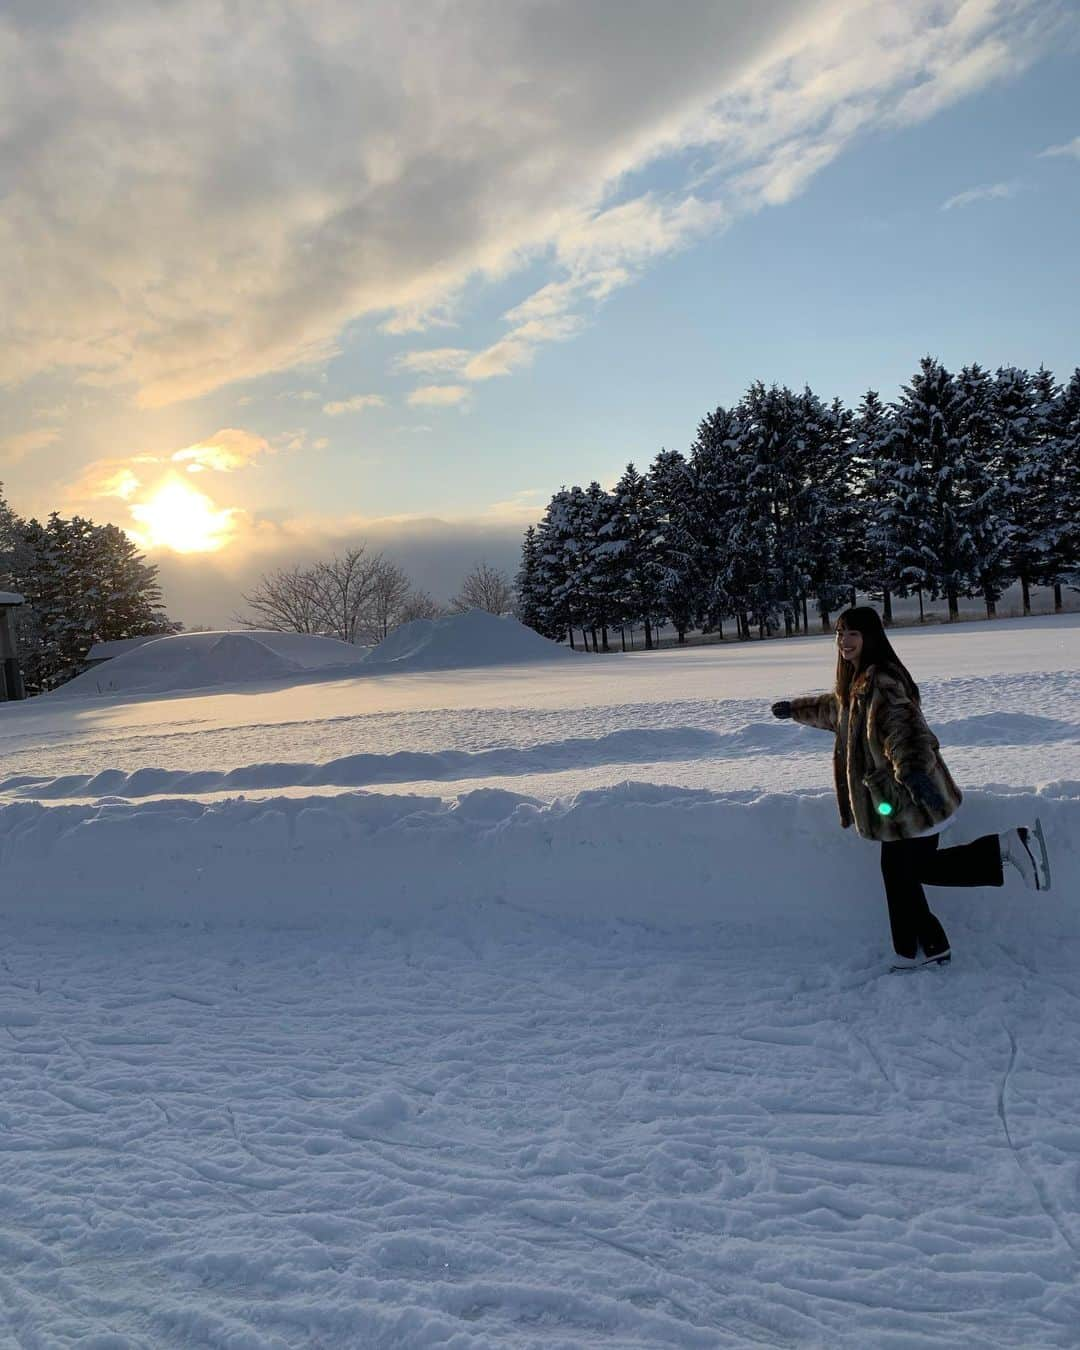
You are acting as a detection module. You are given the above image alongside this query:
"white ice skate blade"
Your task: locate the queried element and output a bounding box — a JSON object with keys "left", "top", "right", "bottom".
{"left": 1033, "top": 817, "right": 1051, "bottom": 892}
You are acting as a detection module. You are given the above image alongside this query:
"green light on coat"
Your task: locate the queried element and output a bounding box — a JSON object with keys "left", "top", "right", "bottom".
{"left": 877, "top": 802, "right": 894, "bottom": 816}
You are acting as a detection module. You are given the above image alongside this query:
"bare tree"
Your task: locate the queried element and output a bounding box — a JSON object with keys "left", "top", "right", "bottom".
{"left": 238, "top": 546, "right": 444, "bottom": 644}
{"left": 240, "top": 547, "right": 383, "bottom": 643}
{"left": 308, "top": 548, "right": 383, "bottom": 644}
{"left": 239, "top": 565, "right": 324, "bottom": 633}
{"left": 364, "top": 559, "right": 416, "bottom": 643}
{"left": 452, "top": 561, "right": 514, "bottom": 615}
{"left": 395, "top": 589, "right": 446, "bottom": 625}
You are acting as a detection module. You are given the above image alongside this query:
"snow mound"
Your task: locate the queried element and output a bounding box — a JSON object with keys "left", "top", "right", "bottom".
{"left": 53, "top": 630, "right": 364, "bottom": 699}
{"left": 366, "top": 608, "right": 573, "bottom": 671}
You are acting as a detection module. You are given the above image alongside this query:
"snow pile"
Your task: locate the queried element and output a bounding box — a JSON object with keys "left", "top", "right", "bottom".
{"left": 53, "top": 630, "right": 364, "bottom": 699}
{"left": 1, "top": 779, "right": 1076, "bottom": 931}
{"left": 366, "top": 607, "right": 574, "bottom": 671}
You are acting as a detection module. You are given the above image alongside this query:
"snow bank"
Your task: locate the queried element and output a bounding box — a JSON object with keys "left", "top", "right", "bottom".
{"left": 1, "top": 782, "right": 1076, "bottom": 939}
{"left": 53, "top": 630, "right": 365, "bottom": 699}
{"left": 365, "top": 608, "right": 574, "bottom": 671}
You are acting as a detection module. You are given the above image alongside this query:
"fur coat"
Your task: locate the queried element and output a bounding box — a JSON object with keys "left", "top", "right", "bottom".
{"left": 790, "top": 663, "right": 962, "bottom": 843}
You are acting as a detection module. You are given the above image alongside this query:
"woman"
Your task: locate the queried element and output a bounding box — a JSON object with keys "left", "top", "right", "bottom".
{"left": 771, "top": 606, "right": 1051, "bottom": 969}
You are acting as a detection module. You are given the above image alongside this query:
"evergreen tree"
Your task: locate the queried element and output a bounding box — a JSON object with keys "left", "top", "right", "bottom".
{"left": 687, "top": 404, "right": 744, "bottom": 637}
{"left": 533, "top": 490, "right": 577, "bottom": 647}
{"left": 890, "top": 358, "right": 980, "bottom": 620}
{"left": 580, "top": 481, "right": 622, "bottom": 652}
{"left": 852, "top": 390, "right": 901, "bottom": 623}
{"left": 992, "top": 366, "right": 1050, "bottom": 615}
{"left": 733, "top": 382, "right": 801, "bottom": 637}
{"left": 958, "top": 363, "right": 1012, "bottom": 618}
{"left": 795, "top": 390, "right": 855, "bottom": 632}
{"left": 648, "top": 449, "right": 698, "bottom": 643}
{"left": 1048, "top": 368, "right": 1080, "bottom": 602}
{"left": 608, "top": 463, "right": 665, "bottom": 649}
{"left": 11, "top": 512, "right": 172, "bottom": 692}
{"left": 515, "top": 526, "right": 551, "bottom": 636}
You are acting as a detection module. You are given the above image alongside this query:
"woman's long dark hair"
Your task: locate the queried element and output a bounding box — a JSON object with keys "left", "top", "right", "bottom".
{"left": 834, "top": 606, "right": 920, "bottom": 704}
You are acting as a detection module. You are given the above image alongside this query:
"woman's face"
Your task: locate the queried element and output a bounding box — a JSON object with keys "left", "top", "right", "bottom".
{"left": 837, "top": 626, "right": 863, "bottom": 666}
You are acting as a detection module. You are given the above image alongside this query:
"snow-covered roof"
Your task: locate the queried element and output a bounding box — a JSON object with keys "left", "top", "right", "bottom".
{"left": 0, "top": 591, "right": 24, "bottom": 606}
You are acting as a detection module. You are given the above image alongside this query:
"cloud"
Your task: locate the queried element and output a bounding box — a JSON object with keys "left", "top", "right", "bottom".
{"left": 482, "top": 489, "right": 548, "bottom": 522}
{"left": 0, "top": 0, "right": 1065, "bottom": 408}
{"left": 67, "top": 454, "right": 162, "bottom": 503}
{"left": 1039, "top": 135, "right": 1080, "bottom": 159}
{"left": 0, "top": 426, "right": 61, "bottom": 463}
{"left": 941, "top": 180, "right": 1020, "bottom": 210}
{"left": 393, "top": 348, "right": 472, "bottom": 375}
{"left": 322, "top": 394, "right": 386, "bottom": 415}
{"left": 171, "top": 428, "right": 271, "bottom": 472}
{"left": 407, "top": 385, "right": 471, "bottom": 407}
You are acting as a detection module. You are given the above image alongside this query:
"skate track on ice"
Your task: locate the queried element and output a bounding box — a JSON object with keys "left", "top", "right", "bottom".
{"left": 0, "top": 613, "right": 1077, "bottom": 1345}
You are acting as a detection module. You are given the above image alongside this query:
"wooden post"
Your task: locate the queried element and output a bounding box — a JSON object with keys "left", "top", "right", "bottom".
{"left": 0, "top": 603, "right": 26, "bottom": 700}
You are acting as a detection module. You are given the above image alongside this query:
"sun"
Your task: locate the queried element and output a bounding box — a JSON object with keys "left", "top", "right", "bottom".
{"left": 129, "top": 477, "right": 236, "bottom": 553}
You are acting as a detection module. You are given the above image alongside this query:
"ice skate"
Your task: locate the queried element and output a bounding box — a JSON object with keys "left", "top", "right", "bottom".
{"left": 889, "top": 948, "right": 951, "bottom": 973}
{"left": 1000, "top": 818, "right": 1051, "bottom": 892}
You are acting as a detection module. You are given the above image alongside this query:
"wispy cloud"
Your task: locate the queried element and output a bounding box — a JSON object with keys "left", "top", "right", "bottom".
{"left": 407, "top": 385, "right": 471, "bottom": 407}
{"left": 393, "top": 348, "right": 472, "bottom": 376}
{"left": 322, "top": 394, "right": 386, "bottom": 416}
{"left": 0, "top": 426, "right": 62, "bottom": 463}
{"left": 1039, "top": 134, "right": 1080, "bottom": 159}
{"left": 0, "top": 0, "right": 1068, "bottom": 409}
{"left": 941, "top": 180, "right": 1020, "bottom": 210}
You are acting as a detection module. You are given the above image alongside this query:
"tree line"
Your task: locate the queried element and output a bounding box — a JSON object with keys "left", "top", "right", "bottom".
{"left": 0, "top": 488, "right": 174, "bottom": 693}
{"left": 239, "top": 553, "right": 515, "bottom": 645}
{"left": 515, "top": 357, "right": 1080, "bottom": 652}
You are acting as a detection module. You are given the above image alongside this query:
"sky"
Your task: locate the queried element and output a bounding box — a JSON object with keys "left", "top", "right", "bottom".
{"left": 1, "top": 0, "right": 1078, "bottom": 628}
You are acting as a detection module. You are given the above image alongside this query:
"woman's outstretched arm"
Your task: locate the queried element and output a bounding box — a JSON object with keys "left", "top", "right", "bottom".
{"left": 772, "top": 693, "right": 838, "bottom": 733}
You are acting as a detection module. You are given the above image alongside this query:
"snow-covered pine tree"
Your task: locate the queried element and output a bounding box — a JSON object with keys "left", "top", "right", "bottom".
{"left": 559, "top": 485, "right": 603, "bottom": 650}
{"left": 733, "top": 382, "right": 801, "bottom": 637}
{"left": 648, "top": 449, "right": 698, "bottom": 644}
{"left": 791, "top": 389, "right": 855, "bottom": 632}
{"left": 1042, "top": 368, "right": 1080, "bottom": 607}
{"left": 515, "top": 526, "right": 552, "bottom": 637}
{"left": 990, "top": 366, "right": 1052, "bottom": 616}
{"left": 89, "top": 522, "right": 172, "bottom": 641}
{"left": 0, "top": 484, "right": 20, "bottom": 561}
{"left": 890, "top": 357, "right": 980, "bottom": 620}
{"left": 581, "top": 481, "right": 622, "bottom": 652}
{"left": 533, "top": 490, "right": 578, "bottom": 647}
{"left": 608, "top": 463, "right": 665, "bottom": 649}
{"left": 852, "top": 390, "right": 901, "bottom": 624}
{"left": 957, "top": 363, "right": 1013, "bottom": 619}
{"left": 12, "top": 512, "right": 172, "bottom": 692}
{"left": 687, "top": 404, "right": 745, "bottom": 638}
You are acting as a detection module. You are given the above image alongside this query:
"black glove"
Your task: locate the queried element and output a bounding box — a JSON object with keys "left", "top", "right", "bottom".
{"left": 770, "top": 700, "right": 793, "bottom": 720}
{"left": 902, "top": 769, "right": 945, "bottom": 814}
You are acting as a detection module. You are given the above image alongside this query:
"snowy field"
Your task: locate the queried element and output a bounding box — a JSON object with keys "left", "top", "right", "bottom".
{"left": 0, "top": 611, "right": 1078, "bottom": 1347}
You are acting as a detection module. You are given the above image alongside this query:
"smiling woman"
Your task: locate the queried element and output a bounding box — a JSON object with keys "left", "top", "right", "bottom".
{"left": 128, "top": 477, "right": 236, "bottom": 553}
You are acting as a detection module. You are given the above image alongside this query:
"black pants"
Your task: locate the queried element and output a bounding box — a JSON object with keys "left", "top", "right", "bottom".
{"left": 880, "top": 832, "right": 1004, "bottom": 959}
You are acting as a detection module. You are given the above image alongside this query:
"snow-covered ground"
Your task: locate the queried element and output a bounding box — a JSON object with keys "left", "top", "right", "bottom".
{"left": 0, "top": 612, "right": 1077, "bottom": 1346}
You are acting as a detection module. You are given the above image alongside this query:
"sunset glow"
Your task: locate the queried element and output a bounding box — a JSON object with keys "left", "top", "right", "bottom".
{"left": 128, "top": 478, "right": 235, "bottom": 553}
